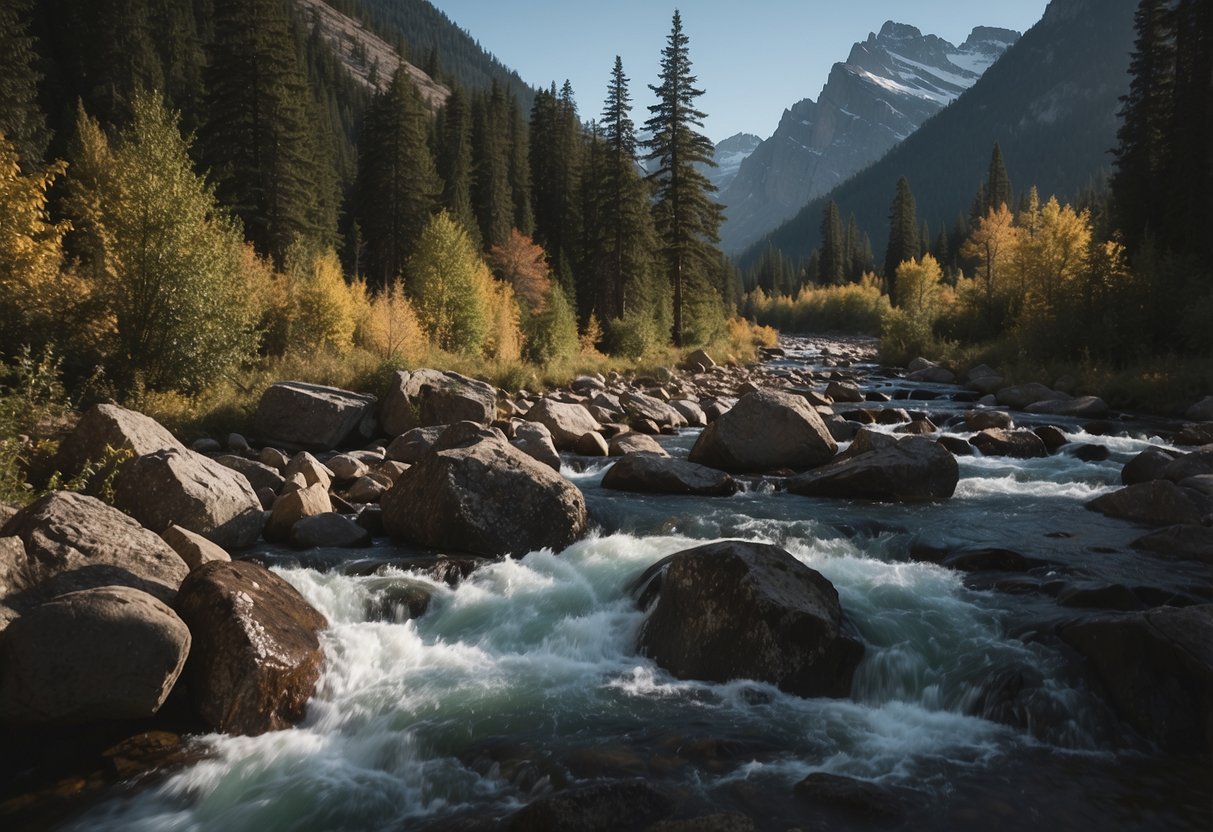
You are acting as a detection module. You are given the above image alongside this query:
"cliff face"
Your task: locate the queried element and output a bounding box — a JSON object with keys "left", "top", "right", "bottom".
{"left": 720, "top": 22, "right": 1018, "bottom": 253}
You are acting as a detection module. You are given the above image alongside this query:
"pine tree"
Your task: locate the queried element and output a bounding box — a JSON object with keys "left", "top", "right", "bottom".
{"left": 507, "top": 99, "right": 534, "bottom": 236}
{"left": 436, "top": 88, "right": 479, "bottom": 243}
{"left": 884, "top": 176, "right": 919, "bottom": 299}
{"left": 202, "top": 0, "right": 328, "bottom": 266}
{"left": 470, "top": 82, "right": 513, "bottom": 249}
{"left": 1165, "top": 0, "right": 1212, "bottom": 261}
{"left": 356, "top": 67, "right": 440, "bottom": 288}
{"left": 985, "top": 142, "right": 1013, "bottom": 213}
{"left": 529, "top": 82, "right": 583, "bottom": 297}
{"left": 643, "top": 10, "right": 723, "bottom": 346}
{"left": 0, "top": 0, "right": 50, "bottom": 166}
{"left": 818, "top": 201, "right": 845, "bottom": 285}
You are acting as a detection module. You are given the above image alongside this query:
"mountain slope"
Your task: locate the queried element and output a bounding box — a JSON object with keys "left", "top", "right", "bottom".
{"left": 739, "top": 0, "right": 1136, "bottom": 269}
{"left": 704, "top": 132, "right": 762, "bottom": 192}
{"left": 721, "top": 21, "right": 1018, "bottom": 253}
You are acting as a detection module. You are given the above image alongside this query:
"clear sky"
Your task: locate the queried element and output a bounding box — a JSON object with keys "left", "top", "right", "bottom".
{"left": 427, "top": 1, "right": 1051, "bottom": 144}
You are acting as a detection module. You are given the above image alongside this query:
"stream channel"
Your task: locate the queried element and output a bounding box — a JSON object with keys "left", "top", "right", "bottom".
{"left": 71, "top": 336, "right": 1212, "bottom": 831}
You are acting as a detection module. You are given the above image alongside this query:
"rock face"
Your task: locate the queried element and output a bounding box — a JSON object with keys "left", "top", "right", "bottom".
{"left": 381, "top": 437, "right": 587, "bottom": 557}
{"left": 524, "top": 399, "right": 603, "bottom": 451}
{"left": 381, "top": 369, "right": 497, "bottom": 437}
{"left": 55, "top": 403, "right": 186, "bottom": 479}
{"left": 174, "top": 560, "right": 328, "bottom": 736}
{"left": 1057, "top": 605, "right": 1213, "bottom": 751}
{"left": 1, "top": 492, "right": 188, "bottom": 610}
{"left": 255, "top": 381, "right": 377, "bottom": 450}
{"left": 602, "top": 453, "right": 739, "bottom": 496}
{"left": 633, "top": 541, "right": 864, "bottom": 698}
{"left": 689, "top": 390, "right": 837, "bottom": 473}
{"left": 1087, "top": 481, "right": 1211, "bottom": 527}
{"left": 787, "top": 433, "right": 959, "bottom": 502}
{"left": 113, "top": 448, "right": 265, "bottom": 549}
{"left": 0, "top": 586, "right": 190, "bottom": 724}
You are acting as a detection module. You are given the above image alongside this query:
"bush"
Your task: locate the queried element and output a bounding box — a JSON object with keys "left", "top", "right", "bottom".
{"left": 745, "top": 277, "right": 888, "bottom": 334}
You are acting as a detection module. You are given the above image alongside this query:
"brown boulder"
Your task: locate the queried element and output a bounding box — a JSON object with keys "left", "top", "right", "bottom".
{"left": 175, "top": 560, "right": 327, "bottom": 735}
{"left": 602, "top": 453, "right": 739, "bottom": 496}
{"left": 0, "top": 586, "right": 190, "bottom": 724}
{"left": 254, "top": 381, "right": 377, "bottom": 451}
{"left": 267, "top": 482, "right": 333, "bottom": 541}
{"left": 161, "top": 524, "right": 231, "bottom": 571}
{"left": 969, "top": 428, "right": 1048, "bottom": 458}
{"left": 787, "top": 433, "right": 959, "bottom": 502}
{"left": 525, "top": 399, "right": 603, "bottom": 451}
{"left": 381, "top": 369, "right": 497, "bottom": 436}
{"left": 963, "top": 409, "right": 1013, "bottom": 431}
{"left": 609, "top": 432, "right": 668, "bottom": 457}
{"left": 633, "top": 540, "right": 863, "bottom": 698}
{"left": 54, "top": 403, "right": 185, "bottom": 481}
{"left": 1087, "top": 480, "right": 1211, "bottom": 527}
{"left": 1122, "top": 447, "right": 1178, "bottom": 485}
{"left": 688, "top": 390, "right": 836, "bottom": 473}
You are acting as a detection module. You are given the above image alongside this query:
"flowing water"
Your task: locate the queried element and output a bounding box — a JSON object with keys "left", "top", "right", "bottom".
{"left": 71, "top": 337, "right": 1212, "bottom": 831}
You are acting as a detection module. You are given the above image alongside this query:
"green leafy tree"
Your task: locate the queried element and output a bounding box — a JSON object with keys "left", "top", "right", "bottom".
{"left": 65, "top": 91, "right": 258, "bottom": 394}
{"left": 357, "top": 67, "right": 440, "bottom": 288}
{"left": 644, "top": 10, "right": 724, "bottom": 346}
{"left": 407, "top": 211, "right": 490, "bottom": 354}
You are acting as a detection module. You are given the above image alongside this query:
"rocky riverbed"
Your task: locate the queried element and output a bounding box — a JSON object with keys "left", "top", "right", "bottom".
{"left": 1, "top": 334, "right": 1211, "bottom": 831}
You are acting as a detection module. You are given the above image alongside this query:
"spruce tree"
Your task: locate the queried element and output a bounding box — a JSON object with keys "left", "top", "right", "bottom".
{"left": 507, "top": 99, "right": 534, "bottom": 236}
{"left": 1165, "top": 0, "right": 1212, "bottom": 261}
{"left": 884, "top": 176, "right": 919, "bottom": 298}
{"left": 470, "top": 82, "right": 513, "bottom": 249}
{"left": 643, "top": 10, "right": 723, "bottom": 346}
{"left": 529, "top": 82, "right": 583, "bottom": 297}
{"left": 436, "top": 88, "right": 479, "bottom": 243}
{"left": 985, "top": 142, "right": 1013, "bottom": 213}
{"left": 202, "top": 0, "right": 327, "bottom": 266}
{"left": 818, "top": 201, "right": 845, "bottom": 285}
{"left": 0, "top": 0, "right": 50, "bottom": 166}
{"left": 357, "top": 67, "right": 440, "bottom": 288}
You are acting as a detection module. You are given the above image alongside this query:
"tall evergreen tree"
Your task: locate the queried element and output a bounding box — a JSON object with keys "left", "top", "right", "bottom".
{"left": 1111, "top": 0, "right": 1175, "bottom": 247}
{"left": 356, "top": 67, "right": 440, "bottom": 288}
{"left": 529, "top": 82, "right": 583, "bottom": 297}
{"left": 436, "top": 88, "right": 479, "bottom": 243}
{"left": 202, "top": 0, "right": 330, "bottom": 266}
{"left": 1165, "top": 0, "right": 1212, "bottom": 261}
{"left": 470, "top": 82, "right": 513, "bottom": 249}
{"left": 985, "top": 142, "right": 1013, "bottom": 213}
{"left": 507, "top": 98, "right": 534, "bottom": 236}
{"left": 818, "top": 201, "right": 845, "bottom": 285}
{"left": 0, "top": 0, "right": 50, "bottom": 166}
{"left": 884, "top": 176, "right": 919, "bottom": 298}
{"left": 643, "top": 10, "right": 723, "bottom": 346}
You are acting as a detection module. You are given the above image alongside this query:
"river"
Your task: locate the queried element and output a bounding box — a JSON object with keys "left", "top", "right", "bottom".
{"left": 70, "top": 336, "right": 1212, "bottom": 831}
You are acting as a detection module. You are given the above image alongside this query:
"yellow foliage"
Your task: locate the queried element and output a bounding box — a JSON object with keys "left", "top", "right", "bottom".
{"left": 286, "top": 247, "right": 364, "bottom": 354}
{"left": 360, "top": 279, "right": 427, "bottom": 361}
{"left": 482, "top": 277, "right": 524, "bottom": 362}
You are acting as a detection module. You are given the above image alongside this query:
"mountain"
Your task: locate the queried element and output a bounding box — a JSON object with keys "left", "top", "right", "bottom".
{"left": 703, "top": 132, "right": 762, "bottom": 192}
{"left": 739, "top": 0, "right": 1137, "bottom": 270}
{"left": 720, "top": 21, "right": 1018, "bottom": 253}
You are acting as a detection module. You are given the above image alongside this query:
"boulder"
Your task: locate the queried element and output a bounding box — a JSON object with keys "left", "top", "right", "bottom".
{"left": 1176, "top": 423, "right": 1213, "bottom": 446}
{"left": 0, "top": 586, "right": 190, "bottom": 724}
{"left": 684, "top": 348, "right": 717, "bottom": 373}
{"left": 668, "top": 399, "right": 706, "bottom": 428}
{"left": 633, "top": 540, "right": 864, "bottom": 698}
{"left": 995, "top": 383, "right": 1067, "bottom": 410}
{"left": 1122, "top": 447, "right": 1178, "bottom": 485}
{"left": 1185, "top": 396, "right": 1213, "bottom": 423}
{"left": 570, "top": 375, "right": 607, "bottom": 394}
{"left": 113, "top": 448, "right": 265, "bottom": 549}
{"left": 1072, "top": 443, "right": 1111, "bottom": 462}
{"left": 621, "top": 391, "right": 681, "bottom": 427}
{"left": 267, "top": 482, "right": 333, "bottom": 541}
{"left": 326, "top": 454, "right": 369, "bottom": 482}
{"left": 0, "top": 536, "right": 25, "bottom": 629}
{"left": 688, "top": 390, "right": 837, "bottom": 474}
{"left": 825, "top": 381, "right": 863, "bottom": 403}
{"left": 1161, "top": 449, "right": 1213, "bottom": 483}
{"left": 609, "top": 432, "right": 668, "bottom": 457}
{"left": 386, "top": 426, "right": 445, "bottom": 464}
{"left": 936, "top": 435, "right": 973, "bottom": 456}
{"left": 1034, "top": 425, "right": 1069, "bottom": 453}
{"left": 793, "top": 772, "right": 905, "bottom": 820}
{"left": 55, "top": 403, "right": 185, "bottom": 480}
{"left": 381, "top": 437, "right": 588, "bottom": 558}
{"left": 346, "top": 475, "right": 388, "bottom": 504}
{"left": 1057, "top": 605, "right": 1213, "bottom": 751}
{"left": 963, "top": 409, "right": 1013, "bottom": 431}
{"left": 964, "top": 365, "right": 1004, "bottom": 394}
{"left": 161, "top": 524, "right": 231, "bottom": 571}
{"left": 381, "top": 369, "right": 497, "bottom": 436}
{"left": 215, "top": 455, "right": 285, "bottom": 494}
{"left": 1132, "top": 525, "right": 1213, "bottom": 563}
{"left": 573, "top": 430, "right": 610, "bottom": 458}
{"left": 602, "top": 453, "right": 739, "bottom": 496}
{"left": 289, "top": 513, "right": 372, "bottom": 549}
{"left": 1, "top": 492, "right": 188, "bottom": 610}
{"left": 1024, "top": 395, "right": 1109, "bottom": 418}
{"left": 283, "top": 451, "right": 333, "bottom": 490}
{"left": 907, "top": 364, "right": 955, "bottom": 384}
{"left": 969, "top": 428, "right": 1048, "bottom": 459}
{"left": 787, "top": 433, "right": 959, "bottom": 502}
{"left": 1087, "top": 480, "right": 1211, "bottom": 527}
{"left": 259, "top": 447, "right": 290, "bottom": 471}
{"left": 895, "top": 418, "right": 936, "bottom": 435}
{"left": 254, "top": 381, "right": 376, "bottom": 450}
{"left": 525, "top": 399, "right": 603, "bottom": 451}
{"left": 175, "top": 560, "right": 327, "bottom": 735}
{"left": 511, "top": 421, "right": 563, "bottom": 470}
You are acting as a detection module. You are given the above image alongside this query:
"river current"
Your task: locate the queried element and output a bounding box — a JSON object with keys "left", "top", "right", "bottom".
{"left": 71, "top": 337, "right": 1212, "bottom": 831}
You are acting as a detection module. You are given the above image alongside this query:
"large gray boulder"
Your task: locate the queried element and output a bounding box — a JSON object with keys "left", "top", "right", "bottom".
{"left": 787, "top": 432, "right": 959, "bottom": 502}
{"left": 621, "top": 391, "right": 682, "bottom": 427}
{"left": 215, "top": 455, "right": 285, "bottom": 494}
{"left": 255, "top": 381, "right": 377, "bottom": 451}
{"left": 1185, "top": 396, "right": 1213, "bottom": 423}
{"left": 381, "top": 369, "right": 497, "bottom": 436}
{"left": 1057, "top": 605, "right": 1213, "bottom": 751}
{"left": 633, "top": 541, "right": 863, "bottom": 698}
{"left": 995, "top": 383, "right": 1067, "bottom": 410}
{"left": 1023, "top": 395, "right": 1109, "bottom": 418}
{"left": 1132, "top": 525, "right": 1213, "bottom": 562}
{"left": 0, "top": 586, "right": 190, "bottom": 724}
{"left": 688, "top": 390, "right": 836, "bottom": 473}
{"left": 609, "top": 432, "right": 668, "bottom": 457}
{"left": 1087, "top": 481, "right": 1212, "bottom": 527}
{"left": 602, "top": 453, "right": 739, "bottom": 496}
{"left": 669, "top": 399, "right": 708, "bottom": 427}
{"left": 511, "top": 421, "right": 562, "bottom": 470}
{"left": 113, "top": 448, "right": 265, "bottom": 549}
{"left": 55, "top": 403, "right": 185, "bottom": 481}
{"left": 1122, "top": 448, "right": 1178, "bottom": 485}
{"left": 175, "top": 560, "right": 327, "bottom": 736}
{"left": 0, "top": 492, "right": 188, "bottom": 611}
{"left": 381, "top": 436, "right": 587, "bottom": 558}
{"left": 524, "top": 399, "right": 603, "bottom": 451}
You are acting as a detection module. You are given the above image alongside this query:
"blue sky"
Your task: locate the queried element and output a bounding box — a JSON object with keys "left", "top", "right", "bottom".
{"left": 427, "top": 1, "right": 1051, "bottom": 143}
